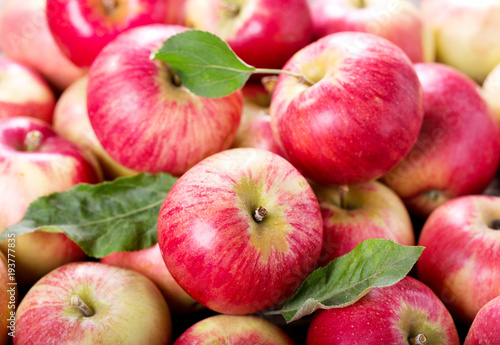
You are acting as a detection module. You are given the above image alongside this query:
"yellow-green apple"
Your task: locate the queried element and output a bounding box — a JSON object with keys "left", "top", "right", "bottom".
{"left": 46, "top": 0, "right": 170, "bottom": 67}
{"left": 416, "top": 195, "right": 500, "bottom": 324}
{"left": 101, "top": 243, "right": 204, "bottom": 314}
{"left": 88, "top": 24, "right": 243, "bottom": 175}
{"left": 422, "top": 0, "right": 500, "bottom": 84}
{"left": 0, "top": 252, "right": 13, "bottom": 345}
{"left": 158, "top": 148, "right": 323, "bottom": 315}
{"left": 0, "top": 0, "right": 85, "bottom": 90}
{"left": 184, "top": 0, "right": 313, "bottom": 69}
{"left": 464, "top": 295, "right": 500, "bottom": 345}
{"left": 310, "top": 0, "right": 434, "bottom": 63}
{"left": 270, "top": 32, "right": 424, "bottom": 186}
{"left": 0, "top": 58, "right": 55, "bottom": 123}
{"left": 482, "top": 62, "right": 500, "bottom": 123}
{"left": 0, "top": 117, "right": 102, "bottom": 285}
{"left": 174, "top": 315, "right": 294, "bottom": 345}
{"left": 231, "top": 83, "right": 285, "bottom": 157}
{"left": 14, "top": 262, "right": 172, "bottom": 344}
{"left": 383, "top": 63, "right": 500, "bottom": 217}
{"left": 53, "top": 75, "right": 136, "bottom": 180}
{"left": 306, "top": 276, "right": 460, "bottom": 345}
{"left": 313, "top": 180, "right": 414, "bottom": 266}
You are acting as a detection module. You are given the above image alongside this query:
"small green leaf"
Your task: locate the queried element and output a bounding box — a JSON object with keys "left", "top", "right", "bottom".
{"left": 275, "top": 239, "right": 424, "bottom": 323}
{"left": 0, "top": 173, "right": 177, "bottom": 258}
{"left": 152, "top": 30, "right": 255, "bottom": 98}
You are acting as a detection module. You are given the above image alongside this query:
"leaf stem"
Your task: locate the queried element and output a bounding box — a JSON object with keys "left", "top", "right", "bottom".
{"left": 254, "top": 68, "right": 314, "bottom": 86}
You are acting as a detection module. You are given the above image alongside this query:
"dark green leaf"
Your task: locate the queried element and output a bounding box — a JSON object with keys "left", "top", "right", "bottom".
{"left": 152, "top": 30, "right": 255, "bottom": 98}
{"left": 0, "top": 173, "right": 177, "bottom": 258}
{"left": 275, "top": 239, "right": 424, "bottom": 323}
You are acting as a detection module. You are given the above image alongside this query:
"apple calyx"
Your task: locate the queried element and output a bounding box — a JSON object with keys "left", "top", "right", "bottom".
{"left": 102, "top": 0, "right": 119, "bottom": 16}
{"left": 70, "top": 295, "right": 95, "bottom": 317}
{"left": 253, "top": 206, "right": 268, "bottom": 223}
{"left": 350, "top": 0, "right": 366, "bottom": 9}
{"left": 409, "top": 334, "right": 428, "bottom": 345}
{"left": 24, "top": 130, "right": 43, "bottom": 152}
{"left": 490, "top": 219, "right": 500, "bottom": 230}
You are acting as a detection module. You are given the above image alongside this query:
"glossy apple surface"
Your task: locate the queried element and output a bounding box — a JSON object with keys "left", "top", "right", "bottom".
{"left": 158, "top": 148, "right": 323, "bottom": 314}
{"left": 307, "top": 276, "right": 460, "bottom": 345}
{"left": 14, "top": 262, "right": 172, "bottom": 345}
{"left": 174, "top": 315, "right": 294, "bottom": 345}
{"left": 185, "top": 0, "right": 313, "bottom": 69}
{"left": 383, "top": 63, "right": 500, "bottom": 216}
{"left": 47, "top": 0, "right": 169, "bottom": 67}
{"left": 0, "top": 58, "right": 55, "bottom": 123}
{"left": 464, "top": 295, "right": 500, "bottom": 345}
{"left": 416, "top": 195, "right": 500, "bottom": 324}
{"left": 0, "top": 117, "right": 102, "bottom": 285}
{"left": 101, "top": 243, "right": 204, "bottom": 314}
{"left": 0, "top": 0, "right": 85, "bottom": 90}
{"left": 311, "top": 0, "right": 434, "bottom": 63}
{"left": 53, "top": 75, "right": 136, "bottom": 180}
{"left": 422, "top": 0, "right": 500, "bottom": 83}
{"left": 313, "top": 180, "right": 414, "bottom": 266}
{"left": 88, "top": 24, "right": 243, "bottom": 175}
{"left": 270, "top": 32, "right": 423, "bottom": 185}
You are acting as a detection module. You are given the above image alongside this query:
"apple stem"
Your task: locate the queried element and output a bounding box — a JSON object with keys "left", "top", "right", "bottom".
{"left": 339, "top": 185, "right": 349, "bottom": 209}
{"left": 409, "top": 334, "right": 427, "bottom": 345}
{"left": 102, "top": 0, "right": 118, "bottom": 15}
{"left": 253, "top": 206, "right": 268, "bottom": 223}
{"left": 261, "top": 76, "right": 278, "bottom": 95}
{"left": 220, "top": 1, "right": 240, "bottom": 16}
{"left": 24, "top": 130, "right": 43, "bottom": 152}
{"left": 166, "top": 65, "right": 182, "bottom": 87}
{"left": 70, "top": 295, "right": 95, "bottom": 317}
{"left": 254, "top": 68, "right": 314, "bottom": 86}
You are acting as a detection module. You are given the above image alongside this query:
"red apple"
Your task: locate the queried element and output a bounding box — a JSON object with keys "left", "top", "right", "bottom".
{"left": 174, "top": 315, "right": 294, "bottom": 345}
{"left": 88, "top": 24, "right": 243, "bottom": 175}
{"left": 464, "top": 295, "right": 500, "bottom": 345}
{"left": 158, "top": 148, "right": 323, "bottom": 315}
{"left": 165, "top": 0, "right": 187, "bottom": 25}
{"left": 313, "top": 180, "right": 414, "bottom": 266}
{"left": 0, "top": 57, "right": 55, "bottom": 123}
{"left": 184, "top": 0, "right": 313, "bottom": 69}
{"left": 53, "top": 75, "right": 137, "bottom": 180}
{"left": 383, "top": 63, "right": 500, "bottom": 217}
{"left": 422, "top": 0, "right": 500, "bottom": 83}
{"left": 14, "top": 262, "right": 172, "bottom": 344}
{"left": 0, "top": 116, "right": 102, "bottom": 285}
{"left": 306, "top": 276, "right": 460, "bottom": 345}
{"left": 311, "top": 0, "right": 434, "bottom": 63}
{"left": 46, "top": 0, "right": 170, "bottom": 67}
{"left": 0, "top": 0, "right": 85, "bottom": 90}
{"left": 231, "top": 84, "right": 285, "bottom": 157}
{"left": 270, "top": 32, "right": 424, "bottom": 185}
{"left": 0, "top": 251, "right": 13, "bottom": 345}
{"left": 416, "top": 195, "right": 500, "bottom": 324}
{"left": 101, "top": 243, "right": 204, "bottom": 314}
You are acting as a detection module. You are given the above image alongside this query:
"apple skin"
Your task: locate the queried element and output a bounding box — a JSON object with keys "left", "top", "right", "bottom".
{"left": 422, "top": 0, "right": 500, "bottom": 84}
{"left": 88, "top": 24, "right": 243, "bottom": 176}
{"left": 313, "top": 180, "right": 414, "bottom": 266}
{"left": 0, "top": 58, "right": 56, "bottom": 123}
{"left": 0, "top": 0, "right": 85, "bottom": 90}
{"left": 0, "top": 117, "right": 102, "bottom": 286}
{"left": 46, "top": 0, "right": 169, "bottom": 67}
{"left": 184, "top": 0, "right": 313, "bottom": 69}
{"left": 174, "top": 315, "right": 294, "bottom": 345}
{"left": 306, "top": 276, "right": 460, "bottom": 345}
{"left": 101, "top": 243, "right": 204, "bottom": 314}
{"left": 464, "top": 295, "right": 500, "bottom": 345}
{"left": 53, "top": 75, "right": 137, "bottom": 180}
{"left": 383, "top": 63, "right": 500, "bottom": 217}
{"left": 482, "top": 62, "right": 500, "bottom": 123}
{"left": 0, "top": 252, "right": 13, "bottom": 345}
{"left": 416, "top": 195, "right": 500, "bottom": 324}
{"left": 310, "top": 0, "right": 434, "bottom": 63}
{"left": 165, "top": 0, "right": 187, "bottom": 25}
{"left": 14, "top": 262, "right": 172, "bottom": 345}
{"left": 158, "top": 148, "right": 323, "bottom": 315}
{"left": 270, "top": 32, "right": 424, "bottom": 186}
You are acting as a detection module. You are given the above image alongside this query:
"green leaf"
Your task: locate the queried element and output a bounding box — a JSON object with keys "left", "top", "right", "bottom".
{"left": 0, "top": 173, "right": 177, "bottom": 258}
{"left": 275, "top": 239, "right": 424, "bottom": 323}
{"left": 152, "top": 30, "right": 255, "bottom": 98}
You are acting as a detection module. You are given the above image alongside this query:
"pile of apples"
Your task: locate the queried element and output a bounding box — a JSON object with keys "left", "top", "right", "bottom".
{"left": 0, "top": 0, "right": 500, "bottom": 344}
